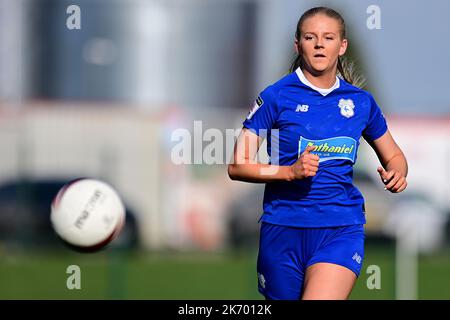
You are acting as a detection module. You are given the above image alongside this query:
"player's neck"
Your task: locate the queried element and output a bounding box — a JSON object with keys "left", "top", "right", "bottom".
{"left": 302, "top": 67, "right": 337, "bottom": 89}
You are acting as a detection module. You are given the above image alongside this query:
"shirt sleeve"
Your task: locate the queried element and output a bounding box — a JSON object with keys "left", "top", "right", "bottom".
{"left": 362, "top": 94, "right": 388, "bottom": 141}
{"left": 242, "top": 86, "right": 278, "bottom": 138}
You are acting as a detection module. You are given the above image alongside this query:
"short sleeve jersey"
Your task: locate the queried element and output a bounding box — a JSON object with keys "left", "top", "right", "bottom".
{"left": 243, "top": 68, "right": 387, "bottom": 227}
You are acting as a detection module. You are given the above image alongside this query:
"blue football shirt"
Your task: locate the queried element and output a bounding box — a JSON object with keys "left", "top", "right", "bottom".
{"left": 242, "top": 67, "right": 388, "bottom": 227}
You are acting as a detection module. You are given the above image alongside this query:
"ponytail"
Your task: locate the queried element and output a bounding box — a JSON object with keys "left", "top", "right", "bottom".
{"left": 337, "top": 56, "right": 367, "bottom": 89}
{"left": 289, "top": 55, "right": 303, "bottom": 74}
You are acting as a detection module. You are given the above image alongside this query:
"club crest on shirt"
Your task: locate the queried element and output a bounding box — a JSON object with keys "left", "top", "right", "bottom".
{"left": 338, "top": 99, "right": 355, "bottom": 118}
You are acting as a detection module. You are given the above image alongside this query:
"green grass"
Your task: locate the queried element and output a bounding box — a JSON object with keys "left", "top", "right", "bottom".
{"left": 0, "top": 245, "right": 449, "bottom": 299}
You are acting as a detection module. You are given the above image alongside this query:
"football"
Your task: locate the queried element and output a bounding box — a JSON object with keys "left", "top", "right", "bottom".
{"left": 50, "top": 178, "right": 126, "bottom": 252}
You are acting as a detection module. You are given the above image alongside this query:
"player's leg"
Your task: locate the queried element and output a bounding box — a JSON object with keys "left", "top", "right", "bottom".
{"left": 301, "top": 224, "right": 365, "bottom": 300}
{"left": 257, "top": 222, "right": 305, "bottom": 300}
{"left": 301, "top": 262, "right": 357, "bottom": 300}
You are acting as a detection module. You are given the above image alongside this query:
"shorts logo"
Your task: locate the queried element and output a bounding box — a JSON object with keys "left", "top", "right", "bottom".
{"left": 299, "top": 136, "right": 357, "bottom": 163}
{"left": 246, "top": 96, "right": 264, "bottom": 120}
{"left": 258, "top": 272, "right": 266, "bottom": 289}
{"left": 338, "top": 98, "right": 355, "bottom": 118}
{"left": 352, "top": 252, "right": 362, "bottom": 264}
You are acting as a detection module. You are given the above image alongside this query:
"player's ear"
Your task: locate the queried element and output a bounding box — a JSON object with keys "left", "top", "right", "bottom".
{"left": 294, "top": 39, "right": 301, "bottom": 55}
{"left": 339, "top": 38, "right": 348, "bottom": 56}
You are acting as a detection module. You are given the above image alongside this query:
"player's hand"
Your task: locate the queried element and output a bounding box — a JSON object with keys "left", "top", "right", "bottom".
{"left": 377, "top": 166, "right": 407, "bottom": 193}
{"left": 290, "top": 146, "right": 320, "bottom": 179}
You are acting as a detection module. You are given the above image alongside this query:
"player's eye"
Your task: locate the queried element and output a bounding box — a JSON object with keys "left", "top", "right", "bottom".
{"left": 326, "top": 37, "right": 334, "bottom": 40}
{"left": 304, "top": 35, "right": 313, "bottom": 40}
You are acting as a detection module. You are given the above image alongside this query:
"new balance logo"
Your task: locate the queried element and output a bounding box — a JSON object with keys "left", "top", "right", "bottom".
{"left": 352, "top": 252, "right": 362, "bottom": 264}
{"left": 258, "top": 273, "right": 266, "bottom": 289}
{"left": 296, "top": 104, "right": 309, "bottom": 112}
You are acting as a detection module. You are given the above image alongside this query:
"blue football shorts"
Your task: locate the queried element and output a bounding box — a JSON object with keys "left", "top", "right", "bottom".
{"left": 257, "top": 222, "right": 365, "bottom": 300}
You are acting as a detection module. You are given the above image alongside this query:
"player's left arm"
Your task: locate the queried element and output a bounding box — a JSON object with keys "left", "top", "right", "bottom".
{"left": 367, "top": 129, "right": 408, "bottom": 193}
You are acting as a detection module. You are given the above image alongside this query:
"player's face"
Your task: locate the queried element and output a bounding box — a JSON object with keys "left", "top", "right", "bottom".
{"left": 295, "top": 14, "right": 347, "bottom": 74}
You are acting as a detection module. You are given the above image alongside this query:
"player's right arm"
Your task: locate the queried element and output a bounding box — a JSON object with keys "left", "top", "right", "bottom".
{"left": 227, "top": 128, "right": 319, "bottom": 183}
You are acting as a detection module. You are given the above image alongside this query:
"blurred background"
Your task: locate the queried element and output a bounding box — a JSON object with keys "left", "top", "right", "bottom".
{"left": 0, "top": 0, "right": 449, "bottom": 299}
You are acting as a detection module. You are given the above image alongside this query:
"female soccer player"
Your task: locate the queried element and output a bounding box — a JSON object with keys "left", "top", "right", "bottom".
{"left": 228, "top": 7, "right": 408, "bottom": 300}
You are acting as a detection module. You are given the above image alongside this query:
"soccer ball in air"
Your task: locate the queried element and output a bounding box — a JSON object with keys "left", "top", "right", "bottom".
{"left": 51, "top": 178, "right": 126, "bottom": 252}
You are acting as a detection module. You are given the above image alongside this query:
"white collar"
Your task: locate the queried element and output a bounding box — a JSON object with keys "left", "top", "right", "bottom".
{"left": 295, "top": 67, "right": 340, "bottom": 96}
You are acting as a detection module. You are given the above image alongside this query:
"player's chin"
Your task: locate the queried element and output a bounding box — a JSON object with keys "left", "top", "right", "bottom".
{"left": 309, "top": 61, "right": 330, "bottom": 73}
